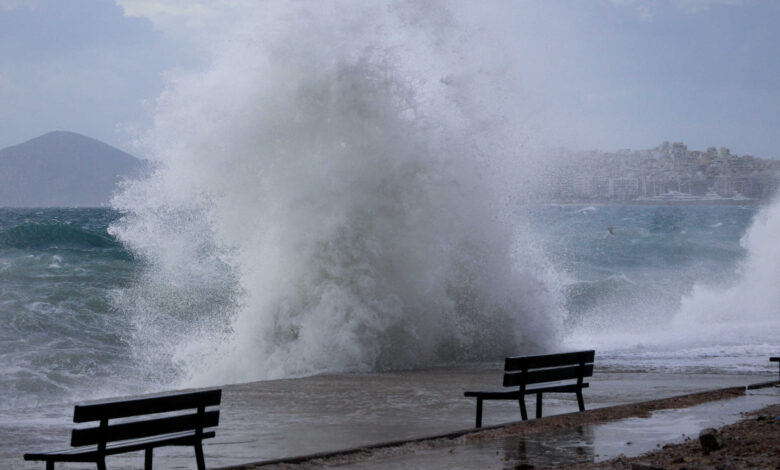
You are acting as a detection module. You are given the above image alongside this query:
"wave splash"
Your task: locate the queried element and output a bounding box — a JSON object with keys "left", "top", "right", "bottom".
{"left": 110, "top": 2, "right": 563, "bottom": 387}
{"left": 673, "top": 199, "right": 780, "bottom": 340}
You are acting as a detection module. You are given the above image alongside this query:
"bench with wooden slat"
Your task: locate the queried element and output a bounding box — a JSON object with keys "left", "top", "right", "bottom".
{"left": 24, "top": 388, "right": 221, "bottom": 470}
{"left": 464, "top": 350, "right": 594, "bottom": 428}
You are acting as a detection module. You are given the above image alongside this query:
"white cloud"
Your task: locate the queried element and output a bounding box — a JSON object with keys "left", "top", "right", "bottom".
{"left": 117, "top": 0, "right": 214, "bottom": 22}
{"left": 0, "top": 0, "right": 38, "bottom": 11}
{"left": 116, "top": 0, "right": 250, "bottom": 33}
{"left": 609, "top": 0, "right": 743, "bottom": 20}
{"left": 675, "top": 0, "right": 743, "bottom": 13}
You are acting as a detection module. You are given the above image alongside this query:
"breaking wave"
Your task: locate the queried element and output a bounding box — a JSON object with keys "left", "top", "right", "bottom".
{"left": 0, "top": 223, "right": 119, "bottom": 249}
{"left": 110, "top": 1, "right": 564, "bottom": 387}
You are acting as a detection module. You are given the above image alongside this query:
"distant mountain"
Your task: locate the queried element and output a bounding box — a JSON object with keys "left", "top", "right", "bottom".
{"left": 0, "top": 131, "right": 144, "bottom": 207}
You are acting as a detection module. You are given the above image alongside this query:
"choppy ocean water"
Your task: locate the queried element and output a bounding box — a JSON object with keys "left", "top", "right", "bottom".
{"left": 0, "top": 208, "right": 139, "bottom": 411}
{"left": 1, "top": 204, "right": 776, "bottom": 416}
{"left": 530, "top": 204, "right": 778, "bottom": 374}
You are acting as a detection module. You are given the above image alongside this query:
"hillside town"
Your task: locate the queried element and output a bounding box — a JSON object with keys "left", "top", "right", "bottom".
{"left": 542, "top": 142, "right": 780, "bottom": 203}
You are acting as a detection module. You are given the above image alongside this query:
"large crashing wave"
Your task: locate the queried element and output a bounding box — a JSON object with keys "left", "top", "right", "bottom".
{"left": 110, "top": 1, "right": 563, "bottom": 387}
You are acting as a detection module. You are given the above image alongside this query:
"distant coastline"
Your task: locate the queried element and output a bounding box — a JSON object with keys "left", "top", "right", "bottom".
{"left": 541, "top": 197, "right": 763, "bottom": 206}
{"left": 631, "top": 197, "right": 762, "bottom": 206}
{"left": 540, "top": 142, "right": 780, "bottom": 203}
{"left": 594, "top": 199, "right": 758, "bottom": 206}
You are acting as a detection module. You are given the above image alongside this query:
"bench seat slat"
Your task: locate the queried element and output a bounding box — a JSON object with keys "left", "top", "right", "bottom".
{"left": 73, "top": 389, "right": 221, "bottom": 422}
{"left": 505, "top": 350, "right": 594, "bottom": 370}
{"left": 503, "top": 364, "right": 594, "bottom": 387}
{"left": 71, "top": 410, "right": 219, "bottom": 446}
{"left": 464, "top": 382, "right": 589, "bottom": 399}
{"left": 25, "top": 431, "right": 216, "bottom": 463}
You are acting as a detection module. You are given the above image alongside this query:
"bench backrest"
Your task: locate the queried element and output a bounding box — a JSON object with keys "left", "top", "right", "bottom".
{"left": 70, "top": 389, "right": 221, "bottom": 447}
{"left": 502, "top": 350, "right": 594, "bottom": 388}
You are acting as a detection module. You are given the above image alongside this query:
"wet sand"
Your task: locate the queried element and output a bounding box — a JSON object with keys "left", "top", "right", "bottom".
{"left": 6, "top": 366, "right": 776, "bottom": 469}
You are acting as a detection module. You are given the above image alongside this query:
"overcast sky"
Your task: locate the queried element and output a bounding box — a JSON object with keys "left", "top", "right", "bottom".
{"left": 1, "top": 0, "right": 778, "bottom": 158}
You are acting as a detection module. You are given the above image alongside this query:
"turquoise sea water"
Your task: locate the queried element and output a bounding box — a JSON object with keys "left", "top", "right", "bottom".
{"left": 0, "top": 209, "right": 139, "bottom": 410}
{"left": 0, "top": 204, "right": 773, "bottom": 414}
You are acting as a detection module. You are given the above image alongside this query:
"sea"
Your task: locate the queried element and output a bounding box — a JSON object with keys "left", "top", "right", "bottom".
{"left": 1, "top": 203, "right": 777, "bottom": 416}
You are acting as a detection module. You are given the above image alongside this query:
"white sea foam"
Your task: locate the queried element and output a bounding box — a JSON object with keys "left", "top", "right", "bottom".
{"left": 110, "top": 1, "right": 564, "bottom": 388}
{"left": 575, "top": 206, "right": 598, "bottom": 214}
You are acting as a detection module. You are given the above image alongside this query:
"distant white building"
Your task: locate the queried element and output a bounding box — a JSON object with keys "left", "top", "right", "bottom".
{"left": 610, "top": 178, "right": 640, "bottom": 200}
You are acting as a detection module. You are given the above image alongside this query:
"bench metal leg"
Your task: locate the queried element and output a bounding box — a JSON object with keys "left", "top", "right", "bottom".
{"left": 475, "top": 398, "right": 483, "bottom": 428}
{"left": 536, "top": 392, "right": 543, "bottom": 419}
{"left": 195, "top": 442, "right": 206, "bottom": 470}
{"left": 96, "top": 458, "right": 107, "bottom": 470}
{"left": 46, "top": 461, "right": 53, "bottom": 470}
{"left": 576, "top": 390, "right": 585, "bottom": 411}
{"left": 518, "top": 397, "right": 528, "bottom": 421}
{"left": 145, "top": 448, "right": 153, "bottom": 470}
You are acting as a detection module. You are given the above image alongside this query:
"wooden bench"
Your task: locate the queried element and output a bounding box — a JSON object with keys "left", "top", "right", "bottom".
{"left": 772, "top": 357, "right": 779, "bottom": 379}
{"left": 464, "top": 350, "right": 594, "bottom": 428}
{"left": 24, "top": 388, "right": 221, "bottom": 470}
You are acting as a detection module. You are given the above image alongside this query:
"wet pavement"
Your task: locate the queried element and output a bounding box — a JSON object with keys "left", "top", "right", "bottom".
{"left": 5, "top": 365, "right": 777, "bottom": 469}
{"left": 251, "top": 386, "right": 780, "bottom": 469}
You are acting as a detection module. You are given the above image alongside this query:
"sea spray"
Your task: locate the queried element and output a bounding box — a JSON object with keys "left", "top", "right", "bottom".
{"left": 673, "top": 198, "right": 780, "bottom": 339}
{"left": 110, "top": 1, "right": 564, "bottom": 387}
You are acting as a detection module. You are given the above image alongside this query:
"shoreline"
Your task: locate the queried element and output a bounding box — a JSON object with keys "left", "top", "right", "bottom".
{"left": 541, "top": 199, "right": 763, "bottom": 206}
{"left": 216, "top": 381, "right": 778, "bottom": 469}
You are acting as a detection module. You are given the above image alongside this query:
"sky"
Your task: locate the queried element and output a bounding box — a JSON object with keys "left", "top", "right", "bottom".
{"left": 0, "top": 0, "right": 778, "bottom": 159}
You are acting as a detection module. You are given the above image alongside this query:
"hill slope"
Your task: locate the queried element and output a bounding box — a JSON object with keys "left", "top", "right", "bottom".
{"left": 0, "top": 131, "right": 143, "bottom": 207}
